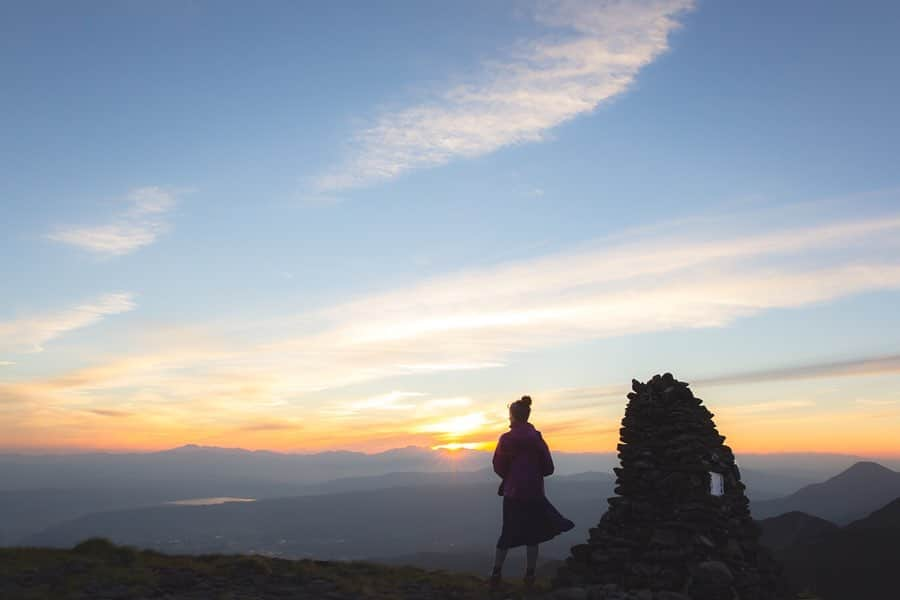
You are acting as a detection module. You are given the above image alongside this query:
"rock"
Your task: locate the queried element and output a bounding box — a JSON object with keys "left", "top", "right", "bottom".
{"left": 553, "top": 374, "right": 792, "bottom": 599}
{"left": 694, "top": 561, "right": 733, "bottom": 586}
{"left": 656, "top": 592, "right": 692, "bottom": 600}
{"left": 552, "top": 587, "right": 589, "bottom": 600}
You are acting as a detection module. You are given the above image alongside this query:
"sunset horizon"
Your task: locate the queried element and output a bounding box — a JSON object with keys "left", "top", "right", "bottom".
{"left": 4, "top": 1, "right": 900, "bottom": 460}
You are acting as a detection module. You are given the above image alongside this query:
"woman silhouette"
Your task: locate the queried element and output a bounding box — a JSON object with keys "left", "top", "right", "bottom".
{"left": 490, "top": 395, "right": 574, "bottom": 589}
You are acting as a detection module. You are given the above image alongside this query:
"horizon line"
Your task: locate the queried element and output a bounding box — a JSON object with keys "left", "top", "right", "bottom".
{"left": 2, "top": 442, "right": 898, "bottom": 461}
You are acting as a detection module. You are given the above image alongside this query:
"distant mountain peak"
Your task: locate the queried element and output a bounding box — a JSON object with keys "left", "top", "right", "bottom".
{"left": 831, "top": 461, "right": 896, "bottom": 481}
{"left": 166, "top": 444, "right": 251, "bottom": 455}
{"left": 846, "top": 460, "right": 894, "bottom": 471}
{"left": 753, "top": 459, "right": 900, "bottom": 525}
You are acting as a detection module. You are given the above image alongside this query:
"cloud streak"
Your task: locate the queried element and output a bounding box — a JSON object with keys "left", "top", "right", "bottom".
{"left": 0, "top": 293, "right": 136, "bottom": 353}
{"left": 315, "top": 0, "right": 694, "bottom": 191}
{"left": 87, "top": 408, "right": 133, "bottom": 418}
{"left": 7, "top": 208, "right": 900, "bottom": 450}
{"left": 46, "top": 187, "right": 177, "bottom": 256}
{"left": 21, "top": 212, "right": 900, "bottom": 395}
{"left": 696, "top": 354, "right": 900, "bottom": 388}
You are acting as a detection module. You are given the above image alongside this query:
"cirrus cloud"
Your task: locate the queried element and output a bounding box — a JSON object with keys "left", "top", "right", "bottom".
{"left": 46, "top": 187, "right": 178, "bottom": 256}
{"left": 0, "top": 293, "right": 136, "bottom": 354}
{"left": 315, "top": 0, "right": 695, "bottom": 191}
{"left": 7, "top": 206, "right": 900, "bottom": 452}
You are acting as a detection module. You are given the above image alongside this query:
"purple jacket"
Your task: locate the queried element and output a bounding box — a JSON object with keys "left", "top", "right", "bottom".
{"left": 492, "top": 422, "right": 555, "bottom": 499}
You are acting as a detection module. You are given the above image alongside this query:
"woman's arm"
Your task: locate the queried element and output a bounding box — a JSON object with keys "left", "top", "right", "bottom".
{"left": 492, "top": 435, "right": 511, "bottom": 478}
{"left": 538, "top": 433, "right": 554, "bottom": 477}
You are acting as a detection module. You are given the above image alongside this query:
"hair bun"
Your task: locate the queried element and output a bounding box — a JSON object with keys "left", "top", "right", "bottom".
{"left": 520, "top": 395, "right": 532, "bottom": 406}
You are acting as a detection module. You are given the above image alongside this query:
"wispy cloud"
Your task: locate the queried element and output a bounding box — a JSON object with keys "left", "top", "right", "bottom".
{"left": 539, "top": 354, "right": 900, "bottom": 413}
{"left": 46, "top": 187, "right": 178, "bottom": 256}
{"left": 238, "top": 420, "right": 304, "bottom": 432}
{"left": 696, "top": 354, "right": 900, "bottom": 388}
{"left": 21, "top": 211, "right": 900, "bottom": 394}
{"left": 328, "top": 392, "right": 474, "bottom": 419}
{"left": 347, "top": 391, "right": 427, "bottom": 412}
{"left": 729, "top": 400, "right": 816, "bottom": 414}
{"left": 87, "top": 408, "right": 133, "bottom": 418}
{"left": 0, "top": 293, "right": 136, "bottom": 353}
{"left": 315, "top": 0, "right": 694, "bottom": 191}
{"left": 855, "top": 398, "right": 899, "bottom": 407}
{"left": 307, "top": 214, "right": 900, "bottom": 367}
{"left": 8, "top": 207, "right": 900, "bottom": 450}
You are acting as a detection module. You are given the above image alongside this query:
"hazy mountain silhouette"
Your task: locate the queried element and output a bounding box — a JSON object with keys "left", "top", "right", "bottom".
{"left": 753, "top": 461, "right": 900, "bottom": 523}
{"left": 25, "top": 476, "right": 613, "bottom": 561}
{"left": 3, "top": 445, "right": 889, "bottom": 549}
{"left": 846, "top": 496, "right": 900, "bottom": 529}
{"left": 758, "top": 511, "right": 838, "bottom": 553}
{"left": 4, "top": 445, "right": 879, "bottom": 492}
{"left": 737, "top": 467, "right": 821, "bottom": 501}
{"left": 0, "top": 445, "right": 492, "bottom": 545}
{"left": 308, "top": 467, "right": 497, "bottom": 494}
{"left": 8, "top": 446, "right": 900, "bottom": 595}
{"left": 0, "top": 472, "right": 500, "bottom": 546}
{"left": 737, "top": 452, "right": 879, "bottom": 481}
{"left": 769, "top": 496, "right": 900, "bottom": 599}
{"left": 0, "top": 445, "right": 486, "bottom": 491}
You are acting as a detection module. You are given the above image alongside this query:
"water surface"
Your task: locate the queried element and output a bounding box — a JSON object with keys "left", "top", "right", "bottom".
{"left": 166, "top": 497, "right": 256, "bottom": 506}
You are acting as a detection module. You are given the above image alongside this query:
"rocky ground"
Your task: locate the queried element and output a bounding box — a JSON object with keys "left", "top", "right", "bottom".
{"left": 0, "top": 539, "right": 821, "bottom": 600}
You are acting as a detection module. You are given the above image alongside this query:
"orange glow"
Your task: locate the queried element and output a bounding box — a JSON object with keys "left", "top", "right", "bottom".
{"left": 1, "top": 383, "right": 899, "bottom": 457}
{"left": 3, "top": 422, "right": 900, "bottom": 458}
{"left": 431, "top": 442, "right": 492, "bottom": 451}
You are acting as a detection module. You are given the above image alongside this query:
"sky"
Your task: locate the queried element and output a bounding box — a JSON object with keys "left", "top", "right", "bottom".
{"left": 2, "top": 0, "right": 900, "bottom": 456}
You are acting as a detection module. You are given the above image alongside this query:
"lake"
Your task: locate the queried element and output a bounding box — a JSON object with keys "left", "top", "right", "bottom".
{"left": 166, "top": 497, "right": 256, "bottom": 506}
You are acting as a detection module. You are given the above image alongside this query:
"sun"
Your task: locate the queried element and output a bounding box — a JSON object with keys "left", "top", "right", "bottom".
{"left": 418, "top": 413, "right": 490, "bottom": 439}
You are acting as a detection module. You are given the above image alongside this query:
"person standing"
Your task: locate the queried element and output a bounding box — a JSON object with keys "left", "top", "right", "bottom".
{"left": 490, "top": 395, "right": 574, "bottom": 589}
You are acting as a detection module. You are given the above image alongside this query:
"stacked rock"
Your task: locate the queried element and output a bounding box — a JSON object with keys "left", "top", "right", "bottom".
{"left": 554, "top": 374, "right": 790, "bottom": 600}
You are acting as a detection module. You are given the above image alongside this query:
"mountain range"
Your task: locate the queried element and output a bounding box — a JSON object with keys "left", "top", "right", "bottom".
{"left": 753, "top": 461, "right": 900, "bottom": 524}
{"left": 2, "top": 445, "right": 890, "bottom": 548}
{"left": 759, "top": 498, "right": 900, "bottom": 599}
{"left": 22, "top": 473, "right": 614, "bottom": 561}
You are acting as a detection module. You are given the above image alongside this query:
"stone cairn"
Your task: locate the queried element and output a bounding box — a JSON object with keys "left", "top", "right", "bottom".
{"left": 552, "top": 374, "right": 790, "bottom": 600}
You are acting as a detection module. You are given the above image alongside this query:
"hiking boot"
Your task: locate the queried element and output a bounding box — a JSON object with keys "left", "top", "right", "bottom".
{"left": 488, "top": 570, "right": 502, "bottom": 591}
{"left": 523, "top": 573, "right": 536, "bottom": 589}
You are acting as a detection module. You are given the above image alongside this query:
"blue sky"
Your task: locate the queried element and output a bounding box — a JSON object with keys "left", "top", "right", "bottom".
{"left": 1, "top": 1, "right": 900, "bottom": 454}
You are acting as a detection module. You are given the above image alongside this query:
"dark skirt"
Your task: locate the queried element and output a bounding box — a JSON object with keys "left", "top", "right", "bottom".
{"left": 496, "top": 496, "right": 575, "bottom": 549}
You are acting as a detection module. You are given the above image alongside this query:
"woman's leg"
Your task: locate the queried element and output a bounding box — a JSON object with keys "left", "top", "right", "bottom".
{"left": 490, "top": 547, "right": 508, "bottom": 588}
{"left": 492, "top": 547, "right": 508, "bottom": 574}
{"left": 525, "top": 544, "right": 538, "bottom": 585}
{"left": 526, "top": 544, "right": 538, "bottom": 571}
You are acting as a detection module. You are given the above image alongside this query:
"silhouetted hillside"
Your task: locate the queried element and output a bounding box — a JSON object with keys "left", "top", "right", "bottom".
{"left": 0, "top": 538, "right": 504, "bottom": 599}
{"left": 1, "top": 538, "right": 818, "bottom": 599}
{"left": 758, "top": 511, "right": 838, "bottom": 553}
{"left": 753, "top": 461, "right": 900, "bottom": 523}
{"left": 846, "top": 496, "right": 900, "bottom": 529}
{"left": 770, "top": 496, "right": 900, "bottom": 599}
